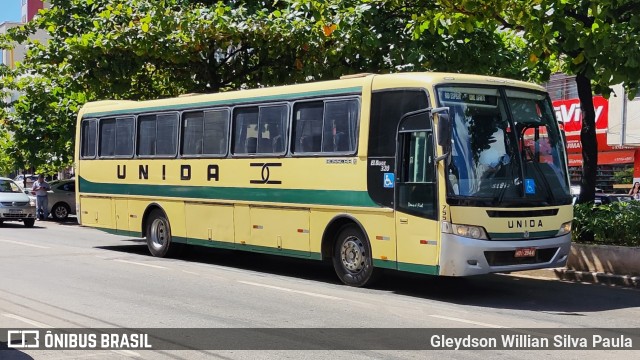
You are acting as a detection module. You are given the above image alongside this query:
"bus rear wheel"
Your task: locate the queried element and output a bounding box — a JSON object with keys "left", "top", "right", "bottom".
{"left": 332, "top": 225, "right": 376, "bottom": 287}
{"left": 146, "top": 209, "right": 179, "bottom": 257}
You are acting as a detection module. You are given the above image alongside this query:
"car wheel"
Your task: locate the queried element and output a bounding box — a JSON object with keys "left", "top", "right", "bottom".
{"left": 146, "top": 209, "right": 181, "bottom": 257}
{"left": 52, "top": 203, "right": 70, "bottom": 221}
{"left": 24, "top": 219, "right": 35, "bottom": 228}
{"left": 332, "top": 224, "right": 377, "bottom": 287}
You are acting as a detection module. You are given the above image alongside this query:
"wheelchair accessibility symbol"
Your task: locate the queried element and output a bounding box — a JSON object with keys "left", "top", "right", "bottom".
{"left": 525, "top": 178, "right": 535, "bottom": 194}
{"left": 383, "top": 173, "right": 395, "bottom": 188}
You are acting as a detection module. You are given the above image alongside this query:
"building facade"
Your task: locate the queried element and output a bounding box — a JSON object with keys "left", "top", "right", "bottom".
{"left": 544, "top": 73, "right": 640, "bottom": 192}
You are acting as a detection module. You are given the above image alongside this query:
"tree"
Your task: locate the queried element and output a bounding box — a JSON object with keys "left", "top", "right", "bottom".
{"left": 1, "top": 0, "right": 533, "bottom": 171}
{"left": 412, "top": 0, "right": 640, "bottom": 205}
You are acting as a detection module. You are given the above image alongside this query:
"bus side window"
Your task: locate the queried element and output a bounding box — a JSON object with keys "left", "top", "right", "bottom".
{"left": 257, "top": 105, "right": 287, "bottom": 154}
{"left": 245, "top": 137, "right": 257, "bottom": 154}
{"left": 258, "top": 133, "right": 272, "bottom": 153}
{"left": 323, "top": 99, "right": 358, "bottom": 153}
{"left": 293, "top": 101, "right": 324, "bottom": 154}
{"left": 233, "top": 107, "right": 259, "bottom": 155}
{"left": 138, "top": 115, "right": 157, "bottom": 156}
{"left": 81, "top": 119, "right": 98, "bottom": 158}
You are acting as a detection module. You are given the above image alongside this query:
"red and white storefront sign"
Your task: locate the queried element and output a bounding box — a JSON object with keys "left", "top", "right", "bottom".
{"left": 553, "top": 96, "right": 637, "bottom": 168}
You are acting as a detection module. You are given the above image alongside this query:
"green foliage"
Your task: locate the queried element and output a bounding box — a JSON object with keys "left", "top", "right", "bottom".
{"left": 0, "top": 129, "right": 16, "bottom": 176}
{"left": 613, "top": 167, "right": 633, "bottom": 185}
{"left": 0, "top": 0, "right": 536, "bottom": 171}
{"left": 573, "top": 202, "right": 640, "bottom": 247}
{"left": 423, "top": 0, "right": 640, "bottom": 97}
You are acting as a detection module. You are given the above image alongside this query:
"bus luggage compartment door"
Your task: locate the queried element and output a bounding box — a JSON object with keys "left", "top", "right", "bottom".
{"left": 248, "top": 206, "right": 310, "bottom": 256}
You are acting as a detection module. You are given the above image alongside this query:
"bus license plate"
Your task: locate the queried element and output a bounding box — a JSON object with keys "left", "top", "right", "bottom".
{"left": 515, "top": 247, "right": 536, "bottom": 258}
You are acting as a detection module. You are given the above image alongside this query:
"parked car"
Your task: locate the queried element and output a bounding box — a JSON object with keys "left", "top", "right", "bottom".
{"left": 13, "top": 174, "right": 38, "bottom": 188}
{"left": 47, "top": 179, "right": 77, "bottom": 221}
{"left": 594, "top": 193, "right": 634, "bottom": 205}
{"left": 0, "top": 177, "right": 37, "bottom": 227}
{"left": 571, "top": 185, "right": 603, "bottom": 205}
{"left": 23, "top": 179, "right": 76, "bottom": 221}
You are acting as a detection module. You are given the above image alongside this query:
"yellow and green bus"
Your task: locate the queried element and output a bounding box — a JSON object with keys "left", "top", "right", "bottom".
{"left": 75, "top": 72, "right": 573, "bottom": 287}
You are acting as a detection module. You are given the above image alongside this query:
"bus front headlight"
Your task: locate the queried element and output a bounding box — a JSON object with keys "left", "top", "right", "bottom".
{"left": 443, "top": 222, "right": 488, "bottom": 240}
{"left": 556, "top": 221, "right": 572, "bottom": 236}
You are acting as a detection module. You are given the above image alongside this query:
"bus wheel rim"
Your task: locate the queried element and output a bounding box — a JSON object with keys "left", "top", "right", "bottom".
{"left": 341, "top": 236, "right": 365, "bottom": 272}
{"left": 150, "top": 218, "right": 167, "bottom": 249}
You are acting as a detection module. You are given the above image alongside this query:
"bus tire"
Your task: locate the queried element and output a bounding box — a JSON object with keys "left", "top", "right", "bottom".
{"left": 332, "top": 225, "right": 376, "bottom": 287}
{"left": 146, "top": 209, "right": 179, "bottom": 257}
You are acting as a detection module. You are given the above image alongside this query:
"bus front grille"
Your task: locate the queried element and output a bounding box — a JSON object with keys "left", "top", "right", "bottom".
{"left": 484, "top": 247, "right": 558, "bottom": 266}
{"left": 486, "top": 209, "right": 559, "bottom": 217}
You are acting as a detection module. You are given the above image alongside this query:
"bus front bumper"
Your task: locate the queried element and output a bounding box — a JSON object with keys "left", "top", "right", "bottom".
{"left": 439, "top": 233, "right": 571, "bottom": 276}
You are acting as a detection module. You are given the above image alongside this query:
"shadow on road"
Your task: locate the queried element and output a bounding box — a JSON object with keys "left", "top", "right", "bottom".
{"left": 0, "top": 341, "right": 34, "bottom": 359}
{"left": 97, "top": 241, "right": 640, "bottom": 314}
{"left": 0, "top": 217, "right": 78, "bottom": 229}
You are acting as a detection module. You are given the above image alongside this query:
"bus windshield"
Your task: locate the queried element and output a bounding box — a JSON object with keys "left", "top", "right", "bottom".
{"left": 438, "top": 86, "right": 572, "bottom": 207}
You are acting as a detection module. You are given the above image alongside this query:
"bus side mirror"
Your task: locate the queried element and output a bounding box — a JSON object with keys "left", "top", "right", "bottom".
{"left": 435, "top": 113, "right": 451, "bottom": 164}
{"left": 437, "top": 113, "right": 451, "bottom": 148}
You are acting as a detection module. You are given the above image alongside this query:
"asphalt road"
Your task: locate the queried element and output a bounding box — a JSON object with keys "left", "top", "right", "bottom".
{"left": 1, "top": 219, "right": 639, "bottom": 359}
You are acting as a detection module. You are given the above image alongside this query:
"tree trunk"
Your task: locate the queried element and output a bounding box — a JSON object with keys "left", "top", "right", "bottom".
{"left": 575, "top": 72, "right": 597, "bottom": 243}
{"left": 576, "top": 73, "right": 597, "bottom": 204}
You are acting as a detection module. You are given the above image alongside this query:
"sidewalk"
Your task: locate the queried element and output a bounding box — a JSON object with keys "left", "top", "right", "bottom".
{"left": 513, "top": 268, "right": 640, "bottom": 288}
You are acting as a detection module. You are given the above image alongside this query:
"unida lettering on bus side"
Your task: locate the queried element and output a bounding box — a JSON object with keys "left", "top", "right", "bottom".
{"left": 116, "top": 164, "right": 220, "bottom": 182}
{"left": 114, "top": 162, "right": 283, "bottom": 185}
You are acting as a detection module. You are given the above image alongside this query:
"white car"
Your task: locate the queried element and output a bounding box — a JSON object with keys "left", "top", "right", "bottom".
{"left": 24, "top": 179, "right": 77, "bottom": 221}
{"left": 47, "top": 179, "right": 77, "bottom": 221}
{"left": 0, "top": 177, "right": 37, "bottom": 227}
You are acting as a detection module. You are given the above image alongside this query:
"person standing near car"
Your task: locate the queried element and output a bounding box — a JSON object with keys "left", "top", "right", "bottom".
{"left": 32, "top": 174, "right": 51, "bottom": 220}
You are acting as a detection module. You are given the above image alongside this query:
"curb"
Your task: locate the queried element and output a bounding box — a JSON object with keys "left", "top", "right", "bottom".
{"left": 512, "top": 268, "right": 640, "bottom": 288}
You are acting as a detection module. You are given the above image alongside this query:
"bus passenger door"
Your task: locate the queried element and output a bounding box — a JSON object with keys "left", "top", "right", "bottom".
{"left": 395, "top": 111, "right": 440, "bottom": 274}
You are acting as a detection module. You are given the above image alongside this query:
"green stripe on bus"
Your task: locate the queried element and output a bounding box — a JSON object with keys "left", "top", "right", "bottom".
{"left": 92, "top": 226, "right": 439, "bottom": 275}
{"left": 187, "top": 237, "right": 323, "bottom": 260}
{"left": 372, "top": 259, "right": 397, "bottom": 270}
{"left": 488, "top": 230, "right": 559, "bottom": 239}
{"left": 83, "top": 87, "right": 363, "bottom": 118}
{"left": 397, "top": 262, "right": 439, "bottom": 275}
{"left": 93, "top": 227, "right": 322, "bottom": 260}
{"left": 79, "top": 177, "right": 379, "bottom": 207}
{"left": 96, "top": 227, "right": 142, "bottom": 238}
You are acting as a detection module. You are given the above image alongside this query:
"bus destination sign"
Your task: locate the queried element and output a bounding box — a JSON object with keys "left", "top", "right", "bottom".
{"left": 441, "top": 91, "right": 498, "bottom": 106}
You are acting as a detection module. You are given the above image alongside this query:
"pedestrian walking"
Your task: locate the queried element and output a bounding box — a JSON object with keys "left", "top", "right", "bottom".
{"left": 32, "top": 174, "right": 51, "bottom": 220}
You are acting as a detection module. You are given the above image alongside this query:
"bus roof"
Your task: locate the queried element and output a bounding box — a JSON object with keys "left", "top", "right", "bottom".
{"left": 79, "top": 72, "right": 545, "bottom": 118}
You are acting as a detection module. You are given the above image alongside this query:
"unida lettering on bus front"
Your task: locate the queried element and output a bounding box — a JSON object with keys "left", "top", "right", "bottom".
{"left": 507, "top": 219, "right": 544, "bottom": 229}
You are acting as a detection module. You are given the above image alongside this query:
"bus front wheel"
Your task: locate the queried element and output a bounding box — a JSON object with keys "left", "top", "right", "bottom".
{"left": 146, "top": 209, "right": 178, "bottom": 257}
{"left": 332, "top": 225, "right": 376, "bottom": 287}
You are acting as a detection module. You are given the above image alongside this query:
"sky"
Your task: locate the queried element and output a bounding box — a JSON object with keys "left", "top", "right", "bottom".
{"left": 0, "top": 0, "right": 22, "bottom": 23}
